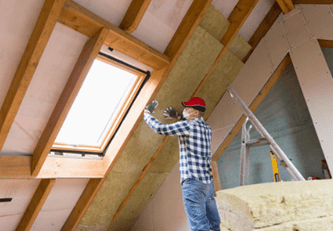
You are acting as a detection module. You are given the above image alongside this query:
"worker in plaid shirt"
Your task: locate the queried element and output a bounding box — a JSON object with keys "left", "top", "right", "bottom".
{"left": 144, "top": 97, "right": 221, "bottom": 231}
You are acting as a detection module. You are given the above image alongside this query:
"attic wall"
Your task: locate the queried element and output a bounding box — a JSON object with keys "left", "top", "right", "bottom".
{"left": 209, "top": 4, "right": 333, "bottom": 173}
{"left": 217, "top": 62, "right": 326, "bottom": 189}
{"left": 76, "top": 5, "right": 251, "bottom": 231}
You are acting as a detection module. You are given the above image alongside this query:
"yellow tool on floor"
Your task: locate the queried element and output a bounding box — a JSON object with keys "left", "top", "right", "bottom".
{"left": 270, "top": 151, "right": 281, "bottom": 182}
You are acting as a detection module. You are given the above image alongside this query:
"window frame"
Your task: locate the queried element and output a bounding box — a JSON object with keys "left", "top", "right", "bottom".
{"left": 51, "top": 54, "right": 147, "bottom": 154}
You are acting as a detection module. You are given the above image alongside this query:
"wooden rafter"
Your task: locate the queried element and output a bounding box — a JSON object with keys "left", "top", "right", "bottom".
{"left": 276, "top": 0, "right": 295, "bottom": 13}
{"left": 119, "top": 0, "right": 152, "bottom": 33}
{"left": 319, "top": 39, "right": 333, "bottom": 48}
{"left": 164, "top": 0, "right": 214, "bottom": 62}
{"left": 243, "top": 2, "right": 282, "bottom": 63}
{"left": 31, "top": 28, "right": 109, "bottom": 177}
{"left": 59, "top": 0, "right": 170, "bottom": 69}
{"left": 62, "top": 1, "right": 213, "bottom": 230}
{"left": 61, "top": 179, "right": 103, "bottom": 231}
{"left": 293, "top": 0, "right": 333, "bottom": 3}
{"left": 16, "top": 179, "right": 56, "bottom": 231}
{"left": 211, "top": 54, "right": 292, "bottom": 190}
{"left": 0, "top": 0, "right": 66, "bottom": 151}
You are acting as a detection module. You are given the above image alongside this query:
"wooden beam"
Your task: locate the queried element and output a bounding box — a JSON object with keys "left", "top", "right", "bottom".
{"left": 293, "top": 0, "right": 333, "bottom": 3}
{"left": 64, "top": 1, "right": 213, "bottom": 230}
{"left": 119, "top": 0, "right": 151, "bottom": 33}
{"left": 212, "top": 54, "right": 292, "bottom": 162}
{"left": 31, "top": 28, "right": 109, "bottom": 177}
{"left": 275, "top": 0, "right": 293, "bottom": 13}
{"left": 284, "top": 0, "right": 295, "bottom": 11}
{"left": 243, "top": 2, "right": 282, "bottom": 63}
{"left": 61, "top": 179, "right": 104, "bottom": 231}
{"left": 58, "top": 0, "right": 170, "bottom": 69}
{"left": 212, "top": 160, "right": 222, "bottom": 192}
{"left": 16, "top": 179, "right": 56, "bottom": 231}
{"left": 0, "top": 0, "right": 65, "bottom": 151}
{"left": 164, "top": 0, "right": 214, "bottom": 62}
{"left": 0, "top": 155, "right": 31, "bottom": 178}
{"left": 319, "top": 39, "right": 333, "bottom": 48}
{"left": 0, "top": 155, "right": 105, "bottom": 179}
{"left": 193, "top": 0, "right": 259, "bottom": 96}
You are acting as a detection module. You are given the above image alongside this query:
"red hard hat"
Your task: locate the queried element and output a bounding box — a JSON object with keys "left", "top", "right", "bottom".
{"left": 182, "top": 97, "right": 206, "bottom": 112}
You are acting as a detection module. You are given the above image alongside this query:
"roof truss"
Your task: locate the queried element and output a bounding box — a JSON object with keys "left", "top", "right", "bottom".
{"left": 119, "top": 0, "right": 152, "bottom": 33}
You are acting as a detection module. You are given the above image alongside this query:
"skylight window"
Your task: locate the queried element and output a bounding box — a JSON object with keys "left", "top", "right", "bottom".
{"left": 52, "top": 56, "right": 146, "bottom": 154}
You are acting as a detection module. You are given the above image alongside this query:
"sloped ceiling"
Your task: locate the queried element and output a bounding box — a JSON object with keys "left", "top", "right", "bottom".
{"left": 0, "top": 0, "right": 306, "bottom": 230}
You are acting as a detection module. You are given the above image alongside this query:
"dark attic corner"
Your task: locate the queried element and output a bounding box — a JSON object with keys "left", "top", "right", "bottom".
{"left": 1, "top": 0, "right": 333, "bottom": 231}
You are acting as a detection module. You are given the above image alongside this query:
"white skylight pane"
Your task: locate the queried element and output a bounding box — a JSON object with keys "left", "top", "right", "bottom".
{"left": 55, "top": 59, "right": 137, "bottom": 146}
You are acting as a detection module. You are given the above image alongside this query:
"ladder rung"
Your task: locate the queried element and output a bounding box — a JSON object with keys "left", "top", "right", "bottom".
{"left": 246, "top": 138, "right": 269, "bottom": 147}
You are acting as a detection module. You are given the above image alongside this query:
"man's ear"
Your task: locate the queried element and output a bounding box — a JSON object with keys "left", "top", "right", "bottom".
{"left": 193, "top": 109, "right": 200, "bottom": 116}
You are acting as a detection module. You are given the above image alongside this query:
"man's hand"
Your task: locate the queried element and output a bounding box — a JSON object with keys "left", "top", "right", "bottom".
{"left": 145, "top": 100, "right": 158, "bottom": 114}
{"left": 163, "top": 107, "right": 182, "bottom": 120}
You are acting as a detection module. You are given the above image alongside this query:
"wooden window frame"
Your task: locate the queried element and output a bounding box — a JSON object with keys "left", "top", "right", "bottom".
{"left": 51, "top": 55, "right": 148, "bottom": 154}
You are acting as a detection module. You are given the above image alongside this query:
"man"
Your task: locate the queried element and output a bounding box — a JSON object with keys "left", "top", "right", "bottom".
{"left": 143, "top": 97, "right": 221, "bottom": 231}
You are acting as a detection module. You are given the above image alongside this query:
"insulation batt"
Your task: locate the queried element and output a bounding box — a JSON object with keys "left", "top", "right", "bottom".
{"left": 216, "top": 180, "right": 333, "bottom": 230}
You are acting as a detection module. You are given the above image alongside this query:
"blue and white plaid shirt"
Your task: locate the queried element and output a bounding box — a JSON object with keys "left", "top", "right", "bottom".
{"left": 144, "top": 112, "right": 213, "bottom": 184}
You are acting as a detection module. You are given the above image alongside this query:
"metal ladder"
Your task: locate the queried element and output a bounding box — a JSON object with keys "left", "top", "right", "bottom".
{"left": 226, "top": 86, "right": 305, "bottom": 186}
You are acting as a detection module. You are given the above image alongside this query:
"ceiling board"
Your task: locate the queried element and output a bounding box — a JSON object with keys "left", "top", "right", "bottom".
{"left": 73, "top": 0, "right": 132, "bottom": 26}
{"left": 0, "top": 179, "right": 40, "bottom": 216}
{"left": 0, "top": 0, "right": 44, "bottom": 107}
{"left": 0, "top": 214, "right": 22, "bottom": 231}
{"left": 147, "top": 0, "right": 193, "bottom": 31}
{"left": 40, "top": 178, "right": 89, "bottom": 212}
{"left": 31, "top": 209, "right": 73, "bottom": 231}
{"left": 2, "top": 23, "right": 88, "bottom": 155}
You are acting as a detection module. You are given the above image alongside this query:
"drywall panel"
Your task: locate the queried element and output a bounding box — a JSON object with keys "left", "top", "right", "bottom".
{"left": 300, "top": 4, "right": 333, "bottom": 40}
{"left": 32, "top": 209, "right": 73, "bottom": 231}
{"left": 131, "top": 11, "right": 176, "bottom": 53}
{"left": 73, "top": 0, "right": 131, "bottom": 27}
{"left": 211, "top": 125, "right": 235, "bottom": 153}
{"left": 230, "top": 41, "right": 275, "bottom": 105}
{"left": 2, "top": 23, "right": 89, "bottom": 155}
{"left": 264, "top": 15, "right": 289, "bottom": 67}
{"left": 40, "top": 178, "right": 89, "bottom": 212}
{"left": 147, "top": 0, "right": 193, "bottom": 31}
{"left": 208, "top": 40, "right": 276, "bottom": 133}
{"left": 0, "top": 214, "right": 21, "bottom": 231}
{"left": 0, "top": 179, "right": 40, "bottom": 216}
{"left": 290, "top": 39, "right": 333, "bottom": 172}
{"left": 239, "top": 0, "right": 275, "bottom": 42}
{"left": 132, "top": 162, "right": 188, "bottom": 231}
{"left": 282, "top": 9, "right": 312, "bottom": 49}
{"left": 0, "top": 0, "right": 44, "bottom": 107}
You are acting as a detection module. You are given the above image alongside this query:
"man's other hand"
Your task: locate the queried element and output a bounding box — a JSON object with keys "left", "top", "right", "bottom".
{"left": 163, "top": 107, "right": 182, "bottom": 120}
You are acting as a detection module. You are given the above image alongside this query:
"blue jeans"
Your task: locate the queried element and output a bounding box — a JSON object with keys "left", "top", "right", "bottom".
{"left": 182, "top": 178, "right": 221, "bottom": 231}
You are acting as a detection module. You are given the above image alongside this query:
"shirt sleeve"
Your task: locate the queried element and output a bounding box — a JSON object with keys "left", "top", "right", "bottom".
{"left": 144, "top": 112, "right": 190, "bottom": 136}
